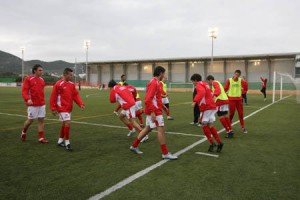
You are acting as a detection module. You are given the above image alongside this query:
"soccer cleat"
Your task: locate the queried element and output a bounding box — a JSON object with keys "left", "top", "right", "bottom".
{"left": 113, "top": 111, "right": 119, "bottom": 116}
{"left": 38, "top": 138, "right": 49, "bottom": 143}
{"left": 217, "top": 142, "right": 224, "bottom": 153}
{"left": 65, "top": 144, "right": 73, "bottom": 151}
{"left": 190, "top": 122, "right": 196, "bottom": 125}
{"left": 130, "top": 146, "right": 143, "bottom": 154}
{"left": 162, "top": 152, "right": 178, "bottom": 160}
{"left": 127, "top": 128, "right": 136, "bottom": 137}
{"left": 167, "top": 116, "right": 174, "bottom": 120}
{"left": 242, "top": 128, "right": 248, "bottom": 134}
{"left": 57, "top": 142, "right": 65, "bottom": 147}
{"left": 197, "top": 123, "right": 202, "bottom": 127}
{"left": 208, "top": 144, "right": 215, "bottom": 152}
{"left": 21, "top": 132, "right": 26, "bottom": 142}
{"left": 140, "top": 135, "right": 149, "bottom": 143}
{"left": 225, "top": 131, "right": 234, "bottom": 138}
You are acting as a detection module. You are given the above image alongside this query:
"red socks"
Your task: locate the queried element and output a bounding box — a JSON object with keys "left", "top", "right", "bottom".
{"left": 64, "top": 126, "right": 70, "bottom": 140}
{"left": 38, "top": 131, "right": 44, "bottom": 139}
{"left": 225, "top": 117, "right": 232, "bottom": 131}
{"left": 22, "top": 127, "right": 28, "bottom": 133}
{"left": 219, "top": 117, "right": 231, "bottom": 132}
{"left": 160, "top": 144, "right": 169, "bottom": 155}
{"left": 132, "top": 138, "right": 141, "bottom": 148}
{"left": 127, "top": 124, "right": 133, "bottom": 131}
{"left": 202, "top": 125, "right": 214, "bottom": 144}
{"left": 59, "top": 126, "right": 65, "bottom": 138}
{"left": 210, "top": 127, "right": 221, "bottom": 144}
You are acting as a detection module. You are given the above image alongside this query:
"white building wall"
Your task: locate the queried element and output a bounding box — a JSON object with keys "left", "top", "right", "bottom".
{"left": 171, "top": 62, "right": 185, "bottom": 82}
{"left": 127, "top": 63, "right": 138, "bottom": 80}
{"left": 113, "top": 64, "right": 124, "bottom": 80}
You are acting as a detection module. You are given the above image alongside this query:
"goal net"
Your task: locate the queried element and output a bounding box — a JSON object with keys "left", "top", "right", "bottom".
{"left": 272, "top": 71, "right": 300, "bottom": 104}
{"left": 169, "top": 82, "right": 194, "bottom": 92}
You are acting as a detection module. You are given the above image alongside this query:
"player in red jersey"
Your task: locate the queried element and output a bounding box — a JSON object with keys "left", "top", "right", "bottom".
{"left": 191, "top": 73, "right": 224, "bottom": 152}
{"left": 113, "top": 74, "right": 127, "bottom": 116}
{"left": 130, "top": 66, "right": 178, "bottom": 160}
{"left": 260, "top": 76, "right": 268, "bottom": 101}
{"left": 21, "top": 64, "right": 48, "bottom": 143}
{"left": 108, "top": 80, "right": 142, "bottom": 137}
{"left": 50, "top": 68, "right": 85, "bottom": 151}
{"left": 224, "top": 70, "right": 247, "bottom": 134}
{"left": 206, "top": 75, "right": 233, "bottom": 138}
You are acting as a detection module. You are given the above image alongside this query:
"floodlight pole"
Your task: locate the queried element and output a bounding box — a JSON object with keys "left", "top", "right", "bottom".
{"left": 84, "top": 40, "right": 90, "bottom": 84}
{"left": 208, "top": 28, "right": 218, "bottom": 68}
{"left": 74, "top": 58, "right": 77, "bottom": 83}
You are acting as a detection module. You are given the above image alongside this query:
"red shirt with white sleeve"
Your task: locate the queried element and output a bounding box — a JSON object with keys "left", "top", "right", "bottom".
{"left": 22, "top": 75, "right": 45, "bottom": 106}
{"left": 193, "top": 81, "right": 216, "bottom": 112}
{"left": 144, "top": 77, "right": 163, "bottom": 116}
{"left": 50, "top": 80, "right": 84, "bottom": 113}
{"left": 109, "top": 85, "right": 135, "bottom": 110}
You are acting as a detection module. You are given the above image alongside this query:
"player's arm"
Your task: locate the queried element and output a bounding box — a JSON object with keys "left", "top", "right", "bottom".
{"left": 73, "top": 85, "right": 85, "bottom": 110}
{"left": 144, "top": 81, "right": 156, "bottom": 113}
{"left": 193, "top": 85, "right": 205, "bottom": 105}
{"left": 109, "top": 89, "right": 116, "bottom": 103}
{"left": 260, "top": 77, "right": 265, "bottom": 82}
{"left": 223, "top": 79, "right": 230, "bottom": 92}
{"left": 21, "top": 78, "right": 32, "bottom": 105}
{"left": 50, "top": 84, "right": 58, "bottom": 115}
{"left": 212, "top": 81, "right": 221, "bottom": 97}
{"left": 242, "top": 80, "right": 249, "bottom": 92}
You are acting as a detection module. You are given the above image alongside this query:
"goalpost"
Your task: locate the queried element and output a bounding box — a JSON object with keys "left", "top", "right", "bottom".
{"left": 272, "top": 71, "right": 300, "bottom": 103}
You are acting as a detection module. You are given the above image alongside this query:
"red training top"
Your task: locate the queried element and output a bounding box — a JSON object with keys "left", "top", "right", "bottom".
{"left": 242, "top": 80, "right": 248, "bottom": 95}
{"left": 260, "top": 77, "right": 267, "bottom": 89}
{"left": 144, "top": 77, "right": 163, "bottom": 116}
{"left": 22, "top": 75, "right": 45, "bottom": 106}
{"left": 193, "top": 81, "right": 216, "bottom": 112}
{"left": 50, "top": 80, "right": 84, "bottom": 112}
{"left": 109, "top": 85, "right": 135, "bottom": 110}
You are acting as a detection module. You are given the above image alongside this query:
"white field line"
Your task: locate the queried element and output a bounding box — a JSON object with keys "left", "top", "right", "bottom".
{"left": 0, "top": 113, "right": 202, "bottom": 138}
{"left": 88, "top": 95, "right": 291, "bottom": 200}
{"left": 195, "top": 152, "right": 219, "bottom": 158}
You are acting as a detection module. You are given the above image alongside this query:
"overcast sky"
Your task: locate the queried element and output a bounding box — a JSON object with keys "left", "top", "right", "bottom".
{"left": 0, "top": 0, "right": 299, "bottom": 63}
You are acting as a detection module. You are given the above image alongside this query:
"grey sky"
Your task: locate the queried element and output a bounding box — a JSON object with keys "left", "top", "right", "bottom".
{"left": 0, "top": 0, "right": 299, "bottom": 63}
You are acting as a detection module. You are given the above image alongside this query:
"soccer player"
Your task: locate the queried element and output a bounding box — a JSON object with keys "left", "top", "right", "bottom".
{"left": 130, "top": 66, "right": 178, "bottom": 160}
{"left": 242, "top": 76, "right": 249, "bottom": 105}
{"left": 50, "top": 68, "right": 85, "bottom": 151}
{"left": 21, "top": 64, "right": 48, "bottom": 143}
{"left": 108, "top": 80, "right": 142, "bottom": 137}
{"left": 113, "top": 74, "right": 127, "bottom": 116}
{"left": 124, "top": 83, "right": 145, "bottom": 128}
{"left": 206, "top": 75, "right": 233, "bottom": 138}
{"left": 191, "top": 73, "right": 224, "bottom": 152}
{"left": 190, "top": 87, "right": 201, "bottom": 126}
{"left": 260, "top": 76, "right": 268, "bottom": 101}
{"left": 161, "top": 76, "right": 174, "bottom": 120}
{"left": 224, "top": 69, "right": 248, "bottom": 134}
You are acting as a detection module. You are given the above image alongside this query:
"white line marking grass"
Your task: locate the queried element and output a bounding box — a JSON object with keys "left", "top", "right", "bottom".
{"left": 195, "top": 152, "right": 219, "bottom": 158}
{"left": 88, "top": 96, "right": 291, "bottom": 200}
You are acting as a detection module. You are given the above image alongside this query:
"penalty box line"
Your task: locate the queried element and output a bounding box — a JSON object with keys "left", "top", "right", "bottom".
{"left": 88, "top": 96, "right": 291, "bottom": 200}
{"left": 0, "top": 112, "right": 203, "bottom": 138}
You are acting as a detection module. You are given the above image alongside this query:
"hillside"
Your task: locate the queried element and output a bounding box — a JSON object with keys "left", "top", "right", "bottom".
{"left": 0, "top": 50, "right": 75, "bottom": 74}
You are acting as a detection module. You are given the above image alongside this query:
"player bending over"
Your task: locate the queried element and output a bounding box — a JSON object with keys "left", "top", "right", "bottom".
{"left": 21, "top": 64, "right": 48, "bottom": 143}
{"left": 206, "top": 75, "right": 233, "bottom": 138}
{"left": 50, "top": 68, "right": 85, "bottom": 151}
{"left": 108, "top": 80, "right": 142, "bottom": 137}
{"left": 191, "top": 73, "right": 224, "bottom": 152}
{"left": 129, "top": 66, "right": 178, "bottom": 160}
{"left": 113, "top": 74, "right": 127, "bottom": 116}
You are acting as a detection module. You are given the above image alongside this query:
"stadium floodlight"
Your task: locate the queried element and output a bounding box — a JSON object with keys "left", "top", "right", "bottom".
{"left": 83, "top": 40, "right": 91, "bottom": 84}
{"left": 20, "top": 47, "right": 25, "bottom": 83}
{"left": 208, "top": 27, "right": 218, "bottom": 67}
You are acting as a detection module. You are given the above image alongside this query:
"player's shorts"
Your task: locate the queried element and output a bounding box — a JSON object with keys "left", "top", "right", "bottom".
{"left": 120, "top": 105, "right": 136, "bottom": 119}
{"left": 216, "top": 104, "right": 229, "bottom": 116}
{"left": 162, "top": 97, "right": 169, "bottom": 104}
{"left": 59, "top": 112, "right": 71, "bottom": 121}
{"left": 27, "top": 105, "right": 46, "bottom": 119}
{"left": 135, "top": 100, "right": 143, "bottom": 110}
{"left": 146, "top": 115, "right": 164, "bottom": 129}
{"left": 199, "top": 110, "right": 217, "bottom": 124}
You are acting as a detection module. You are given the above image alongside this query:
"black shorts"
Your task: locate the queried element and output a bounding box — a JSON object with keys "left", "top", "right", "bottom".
{"left": 217, "top": 111, "right": 228, "bottom": 117}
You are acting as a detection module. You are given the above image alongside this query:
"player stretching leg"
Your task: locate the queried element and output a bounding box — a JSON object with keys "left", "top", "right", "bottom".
{"left": 50, "top": 68, "right": 85, "bottom": 151}
{"left": 130, "top": 66, "right": 178, "bottom": 160}
{"left": 191, "top": 73, "right": 224, "bottom": 152}
{"left": 21, "top": 64, "right": 48, "bottom": 143}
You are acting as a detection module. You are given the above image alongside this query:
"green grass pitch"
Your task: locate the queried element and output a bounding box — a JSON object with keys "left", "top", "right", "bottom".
{"left": 0, "top": 87, "right": 300, "bottom": 200}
